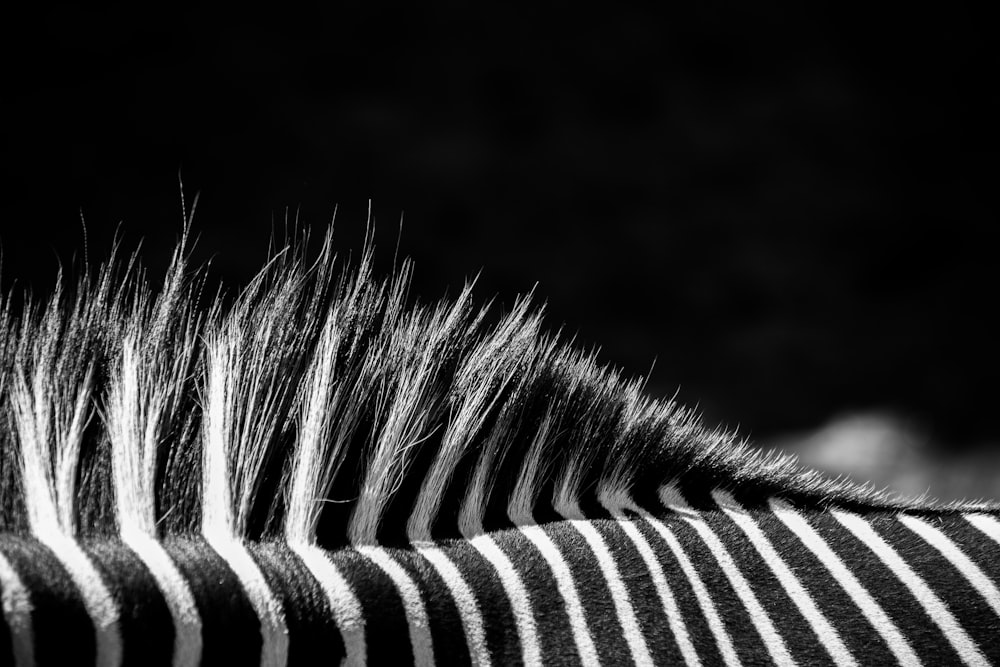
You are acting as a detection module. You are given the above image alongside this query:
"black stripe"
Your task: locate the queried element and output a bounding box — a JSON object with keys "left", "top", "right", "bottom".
{"left": 876, "top": 513, "right": 1000, "bottom": 663}
{"left": 590, "top": 517, "right": 686, "bottom": 664}
{"left": 0, "top": 535, "right": 95, "bottom": 667}
{"left": 391, "top": 547, "right": 472, "bottom": 667}
{"left": 250, "top": 543, "right": 344, "bottom": 667}
{"left": 332, "top": 548, "right": 413, "bottom": 665}
{"left": 83, "top": 538, "right": 174, "bottom": 667}
{"left": 757, "top": 507, "right": 895, "bottom": 665}
{"left": 164, "top": 536, "right": 262, "bottom": 667}
{"left": 631, "top": 516, "right": 726, "bottom": 665}
{"left": 659, "top": 512, "right": 774, "bottom": 664}
{"left": 492, "top": 527, "right": 581, "bottom": 665}
{"left": 938, "top": 514, "right": 1000, "bottom": 587}
{"left": 540, "top": 520, "right": 632, "bottom": 665}
{"left": 805, "top": 511, "right": 960, "bottom": 665}
{"left": 704, "top": 505, "right": 836, "bottom": 667}
{"left": 440, "top": 538, "right": 522, "bottom": 666}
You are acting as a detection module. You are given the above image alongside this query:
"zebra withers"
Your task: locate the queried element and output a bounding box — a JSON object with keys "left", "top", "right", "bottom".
{"left": 0, "top": 225, "right": 998, "bottom": 666}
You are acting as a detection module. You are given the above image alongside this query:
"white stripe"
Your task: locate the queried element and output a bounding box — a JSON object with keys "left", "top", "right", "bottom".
{"left": 616, "top": 518, "right": 702, "bottom": 667}
{"left": 642, "top": 514, "right": 740, "bottom": 667}
{"left": 660, "top": 486, "right": 795, "bottom": 667}
{"left": 357, "top": 547, "right": 435, "bottom": 667}
{"left": 39, "top": 531, "right": 122, "bottom": 667}
{"left": 712, "top": 492, "right": 856, "bottom": 667}
{"left": 965, "top": 513, "right": 1000, "bottom": 547}
{"left": 563, "top": 517, "right": 654, "bottom": 666}
{"left": 768, "top": 499, "right": 920, "bottom": 666}
{"left": 833, "top": 511, "right": 988, "bottom": 667}
{"left": 414, "top": 544, "right": 491, "bottom": 666}
{"left": 122, "top": 531, "right": 202, "bottom": 667}
{"left": 0, "top": 549, "right": 34, "bottom": 667}
{"left": 517, "top": 523, "right": 601, "bottom": 667}
{"left": 290, "top": 543, "right": 366, "bottom": 667}
{"left": 205, "top": 534, "right": 289, "bottom": 667}
{"left": 467, "top": 533, "right": 542, "bottom": 666}
{"left": 899, "top": 514, "right": 1000, "bottom": 619}
{"left": 599, "top": 493, "right": 701, "bottom": 667}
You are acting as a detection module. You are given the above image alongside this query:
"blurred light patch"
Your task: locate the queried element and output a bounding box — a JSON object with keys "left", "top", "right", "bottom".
{"left": 762, "top": 412, "right": 1000, "bottom": 504}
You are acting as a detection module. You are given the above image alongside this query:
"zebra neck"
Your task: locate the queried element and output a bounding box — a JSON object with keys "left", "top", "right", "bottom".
{"left": 2, "top": 489, "right": 998, "bottom": 666}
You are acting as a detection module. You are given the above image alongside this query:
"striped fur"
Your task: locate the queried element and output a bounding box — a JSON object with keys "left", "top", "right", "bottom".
{"left": 0, "top": 223, "right": 998, "bottom": 665}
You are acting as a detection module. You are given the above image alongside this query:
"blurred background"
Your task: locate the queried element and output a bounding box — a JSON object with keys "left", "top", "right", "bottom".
{"left": 2, "top": 4, "right": 996, "bottom": 501}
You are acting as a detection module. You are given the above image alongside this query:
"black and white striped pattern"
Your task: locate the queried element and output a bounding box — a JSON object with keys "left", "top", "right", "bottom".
{"left": 1, "top": 224, "right": 998, "bottom": 665}
{"left": 2, "top": 488, "right": 999, "bottom": 665}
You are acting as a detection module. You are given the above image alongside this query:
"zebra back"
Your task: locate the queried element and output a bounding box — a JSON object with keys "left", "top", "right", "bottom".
{"left": 1, "top": 227, "right": 997, "bottom": 666}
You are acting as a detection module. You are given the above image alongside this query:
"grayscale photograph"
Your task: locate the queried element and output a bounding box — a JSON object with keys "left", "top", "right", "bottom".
{"left": 1, "top": 3, "right": 997, "bottom": 665}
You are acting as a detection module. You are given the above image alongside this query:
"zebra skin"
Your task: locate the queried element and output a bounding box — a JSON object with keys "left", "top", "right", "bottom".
{"left": 0, "top": 223, "right": 998, "bottom": 666}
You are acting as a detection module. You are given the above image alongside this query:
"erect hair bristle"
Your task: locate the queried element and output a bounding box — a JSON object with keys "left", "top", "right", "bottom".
{"left": 107, "top": 238, "right": 200, "bottom": 540}
{"left": 0, "top": 223, "right": 949, "bottom": 548}
{"left": 406, "top": 295, "right": 539, "bottom": 542}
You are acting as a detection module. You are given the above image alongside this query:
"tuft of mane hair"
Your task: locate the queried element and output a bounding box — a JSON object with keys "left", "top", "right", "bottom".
{"left": 0, "top": 224, "right": 978, "bottom": 552}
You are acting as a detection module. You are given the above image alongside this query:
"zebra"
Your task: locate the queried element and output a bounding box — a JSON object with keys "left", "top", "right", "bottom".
{"left": 0, "top": 222, "right": 998, "bottom": 666}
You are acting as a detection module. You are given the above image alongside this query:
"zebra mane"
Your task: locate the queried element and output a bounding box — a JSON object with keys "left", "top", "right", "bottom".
{"left": 0, "top": 224, "right": 945, "bottom": 549}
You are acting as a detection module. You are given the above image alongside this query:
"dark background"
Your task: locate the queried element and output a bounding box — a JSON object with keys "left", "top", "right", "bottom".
{"left": 2, "top": 5, "right": 996, "bottom": 480}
